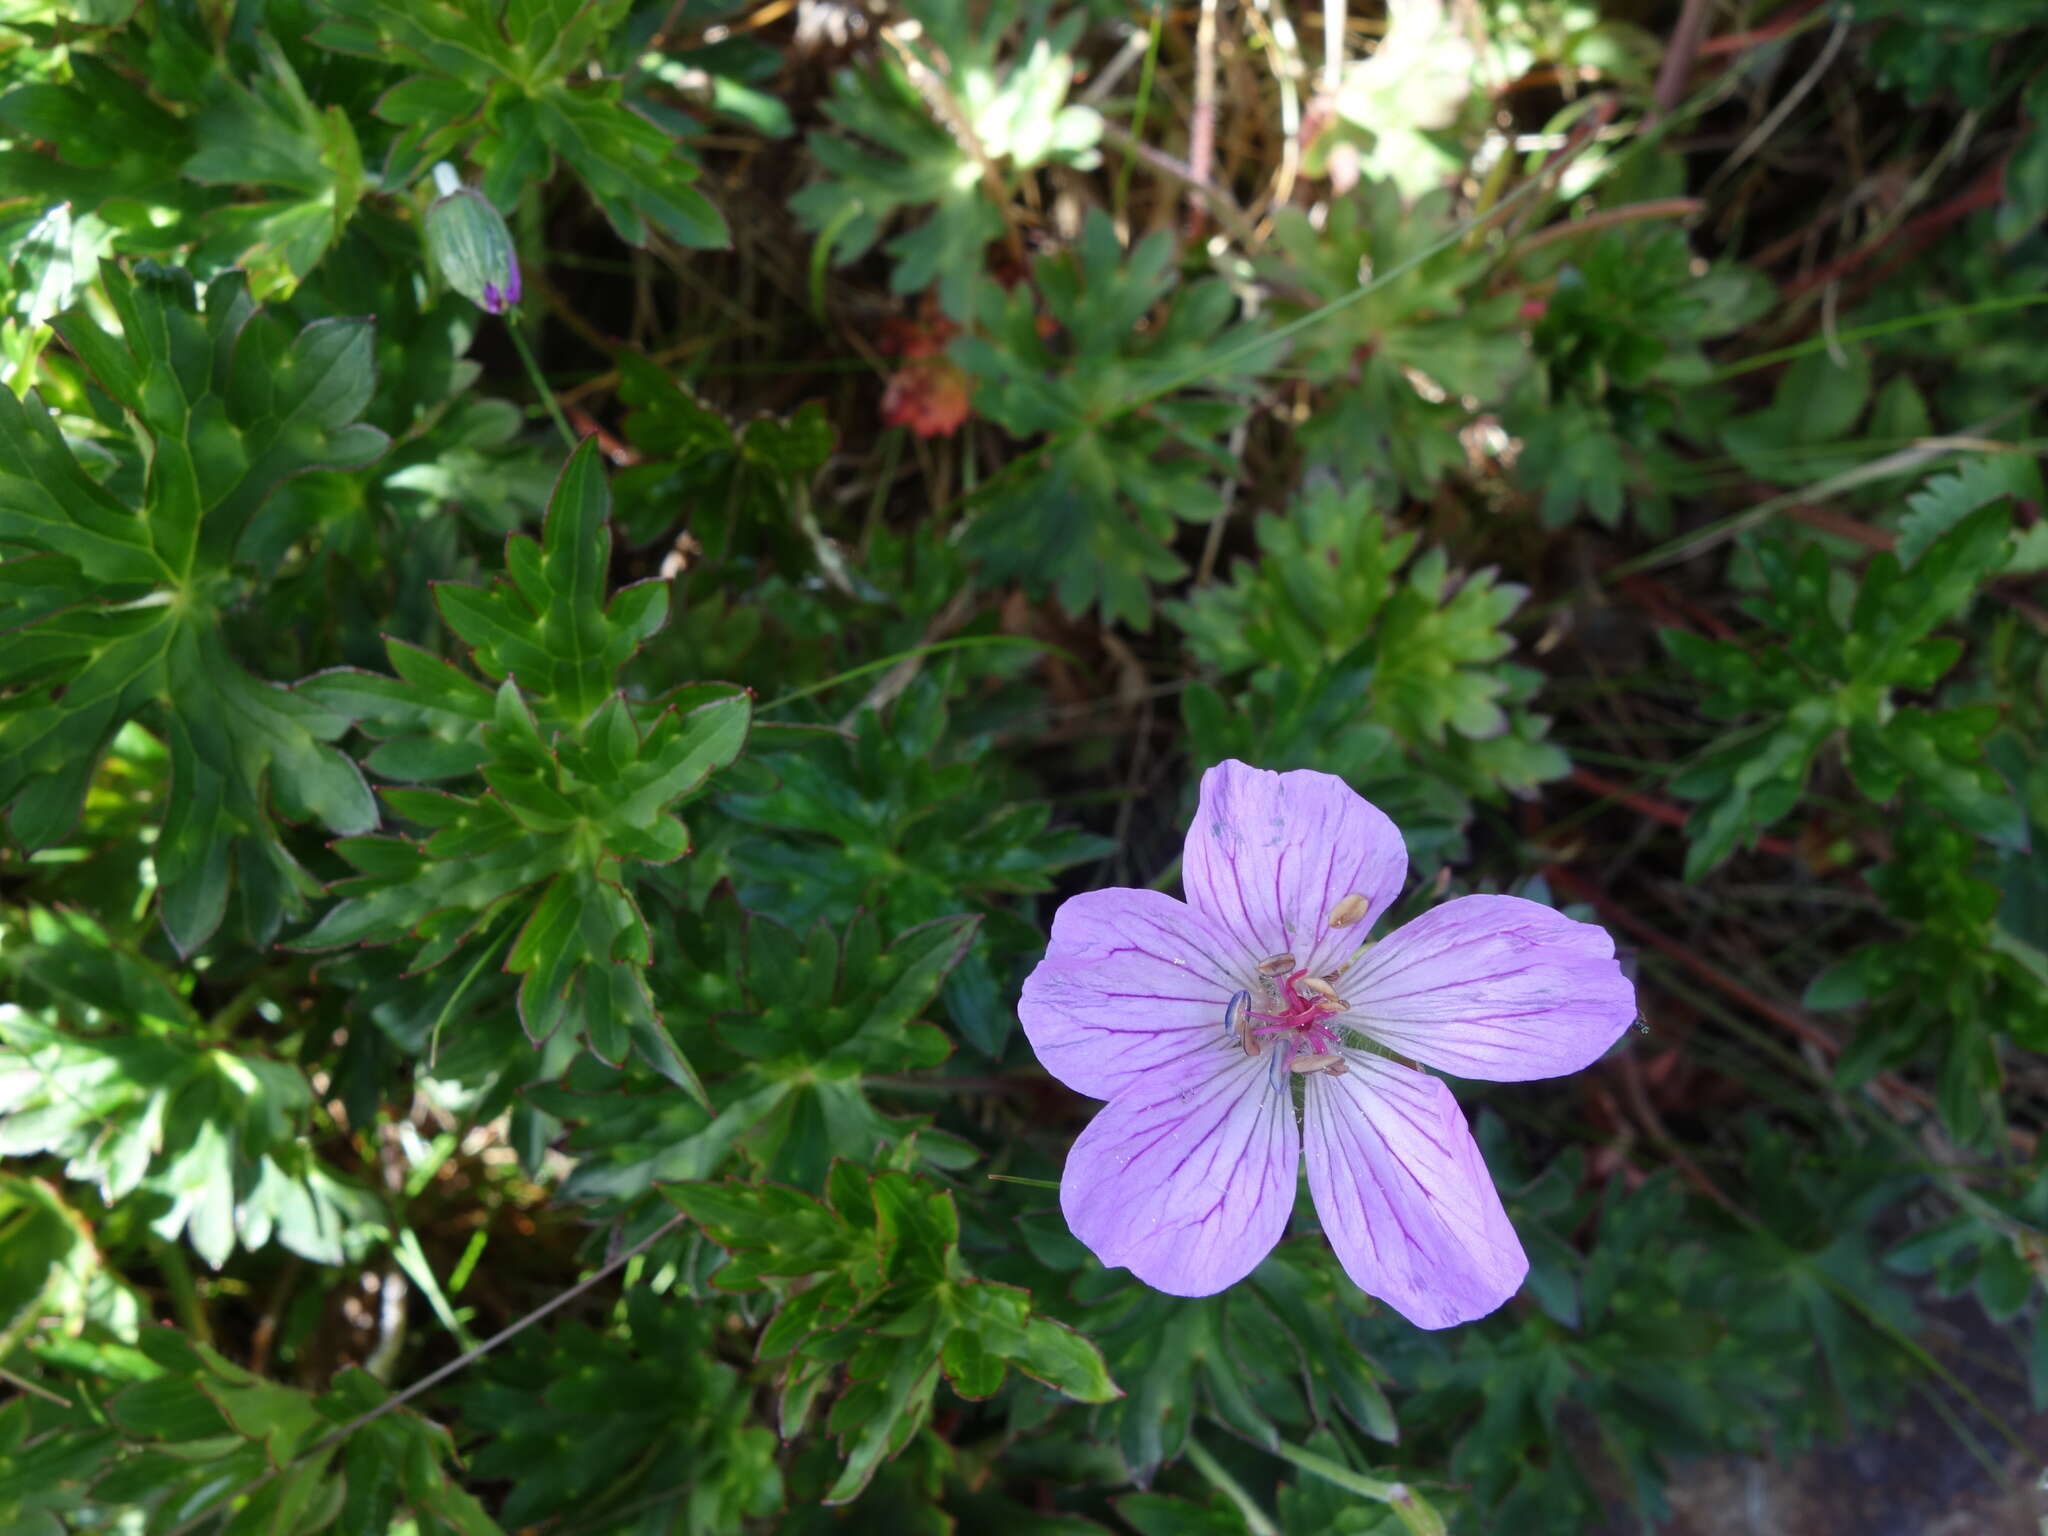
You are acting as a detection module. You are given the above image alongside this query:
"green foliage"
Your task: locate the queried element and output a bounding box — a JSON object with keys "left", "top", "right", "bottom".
{"left": 1665, "top": 500, "right": 2021, "bottom": 878}
{"left": 722, "top": 676, "right": 1111, "bottom": 1055}
{"left": 670, "top": 1163, "right": 1119, "bottom": 1504}
{"left": 296, "top": 439, "right": 749, "bottom": 1087}
{"left": 182, "top": 42, "right": 367, "bottom": 298}
{"left": 3, "top": 3, "right": 2044, "bottom": 1532}
{"left": 0, "top": 910, "right": 375, "bottom": 1268}
{"left": 0, "top": 1326, "right": 499, "bottom": 1535}
{"left": 455, "top": 1288, "right": 784, "bottom": 1530}
{"left": 610, "top": 348, "right": 836, "bottom": 559}
{"left": 1885, "top": 1154, "right": 2048, "bottom": 1383}
{"left": 1857, "top": 0, "right": 2048, "bottom": 108}
{"left": 0, "top": 264, "right": 385, "bottom": 952}
{"left": 1382, "top": 1126, "right": 1924, "bottom": 1530}
{"left": 1804, "top": 811, "right": 2048, "bottom": 1145}
{"left": 1512, "top": 226, "right": 1767, "bottom": 529}
{"left": 314, "top": 0, "right": 727, "bottom": 247}
{"left": 1268, "top": 181, "right": 1523, "bottom": 496}
{"left": 1079, "top": 1246, "right": 1395, "bottom": 1482}
{"left": 1718, "top": 346, "right": 1876, "bottom": 488}
{"left": 0, "top": 1174, "right": 94, "bottom": 1357}
{"left": 957, "top": 211, "right": 1273, "bottom": 628}
{"left": 792, "top": 0, "right": 1100, "bottom": 318}
{"left": 1174, "top": 478, "right": 1566, "bottom": 861}
{"left": 641, "top": 901, "right": 975, "bottom": 1192}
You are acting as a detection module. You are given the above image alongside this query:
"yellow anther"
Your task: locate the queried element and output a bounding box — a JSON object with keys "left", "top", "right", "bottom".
{"left": 1298, "top": 975, "right": 1344, "bottom": 1007}
{"left": 1289, "top": 1052, "right": 1343, "bottom": 1074}
{"left": 1327, "top": 893, "right": 1371, "bottom": 929}
{"left": 1256, "top": 952, "right": 1296, "bottom": 975}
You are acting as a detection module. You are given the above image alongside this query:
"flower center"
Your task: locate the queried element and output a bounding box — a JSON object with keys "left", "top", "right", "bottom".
{"left": 1223, "top": 958, "right": 1348, "bottom": 1074}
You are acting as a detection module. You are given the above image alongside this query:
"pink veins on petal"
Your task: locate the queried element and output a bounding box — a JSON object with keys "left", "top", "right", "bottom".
{"left": 1018, "top": 758, "right": 1639, "bottom": 1329}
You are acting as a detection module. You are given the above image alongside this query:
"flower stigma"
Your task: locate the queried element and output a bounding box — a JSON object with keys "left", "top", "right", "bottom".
{"left": 1235, "top": 965, "right": 1348, "bottom": 1071}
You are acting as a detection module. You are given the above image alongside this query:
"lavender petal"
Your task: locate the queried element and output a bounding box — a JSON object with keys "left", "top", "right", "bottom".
{"left": 1181, "top": 760, "right": 1408, "bottom": 979}
{"left": 1061, "top": 1044, "right": 1298, "bottom": 1296}
{"left": 1020, "top": 887, "right": 1246, "bottom": 1101}
{"left": 1302, "top": 1054, "right": 1526, "bottom": 1329}
{"left": 1345, "top": 894, "right": 1636, "bottom": 1082}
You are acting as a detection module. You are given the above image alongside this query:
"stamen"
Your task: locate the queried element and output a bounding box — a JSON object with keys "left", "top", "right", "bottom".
{"left": 1234, "top": 961, "right": 1349, "bottom": 1062}
{"left": 1222, "top": 989, "right": 1250, "bottom": 1041}
{"left": 1298, "top": 975, "right": 1344, "bottom": 1006}
{"left": 1256, "top": 952, "right": 1296, "bottom": 975}
{"left": 1289, "top": 1052, "right": 1343, "bottom": 1074}
{"left": 1327, "top": 893, "right": 1371, "bottom": 929}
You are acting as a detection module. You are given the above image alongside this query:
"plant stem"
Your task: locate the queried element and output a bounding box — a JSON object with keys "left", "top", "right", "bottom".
{"left": 1266, "top": 1436, "right": 1447, "bottom": 1535}
{"left": 1184, "top": 1436, "right": 1280, "bottom": 1536}
{"left": 507, "top": 313, "right": 577, "bottom": 450}
{"left": 153, "top": 1239, "right": 213, "bottom": 1348}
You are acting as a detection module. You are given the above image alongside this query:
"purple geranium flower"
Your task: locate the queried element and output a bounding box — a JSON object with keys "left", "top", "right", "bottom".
{"left": 1019, "top": 759, "right": 1637, "bottom": 1329}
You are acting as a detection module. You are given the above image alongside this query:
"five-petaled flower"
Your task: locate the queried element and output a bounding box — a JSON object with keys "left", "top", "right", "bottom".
{"left": 1020, "top": 759, "right": 1636, "bottom": 1328}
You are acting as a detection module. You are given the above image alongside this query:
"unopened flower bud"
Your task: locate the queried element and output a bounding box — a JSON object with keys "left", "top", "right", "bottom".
{"left": 423, "top": 163, "right": 521, "bottom": 315}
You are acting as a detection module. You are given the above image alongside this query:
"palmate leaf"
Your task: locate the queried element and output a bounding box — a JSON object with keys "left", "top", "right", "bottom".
{"left": 1804, "top": 811, "right": 2048, "bottom": 1146}
{"left": 611, "top": 349, "right": 835, "bottom": 558}
{"left": 1664, "top": 499, "right": 2018, "bottom": 877}
{"left": 552, "top": 898, "right": 976, "bottom": 1200}
{"left": 956, "top": 211, "right": 1276, "bottom": 628}
{"left": 791, "top": 0, "right": 1100, "bottom": 318}
{"left": 297, "top": 439, "right": 750, "bottom": 1094}
{"left": 181, "top": 41, "right": 366, "bottom": 297}
{"left": 314, "top": 0, "right": 727, "bottom": 247}
{"left": 0, "top": 909, "right": 377, "bottom": 1268}
{"left": 453, "top": 1289, "right": 783, "bottom": 1530}
{"left": 1172, "top": 479, "right": 1525, "bottom": 742}
{"left": 1173, "top": 479, "right": 1566, "bottom": 862}
{"left": 0, "top": 263, "right": 387, "bottom": 953}
{"left": 0, "top": 1326, "right": 502, "bottom": 1536}
{"left": 670, "top": 1163, "right": 1118, "bottom": 1505}
{"left": 722, "top": 675, "right": 1111, "bottom": 1056}
{"left": 1267, "top": 180, "right": 1526, "bottom": 497}
{"left": 0, "top": 52, "right": 204, "bottom": 235}
{"left": 1079, "top": 1246, "right": 1396, "bottom": 1483}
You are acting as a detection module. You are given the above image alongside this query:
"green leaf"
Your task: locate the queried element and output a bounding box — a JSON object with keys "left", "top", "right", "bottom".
{"left": 0, "top": 1176, "right": 94, "bottom": 1358}
{"left": 297, "top": 440, "right": 749, "bottom": 1085}
{"left": 182, "top": 42, "right": 365, "bottom": 296}
{"left": 670, "top": 1166, "right": 1117, "bottom": 1503}
{"left": 20, "top": 1327, "right": 503, "bottom": 1534}
{"left": 1896, "top": 453, "right": 2043, "bottom": 568}
{"left": 1268, "top": 181, "right": 1526, "bottom": 498}
{"left": 1087, "top": 1247, "right": 1395, "bottom": 1481}
{"left": 314, "top": 0, "right": 727, "bottom": 246}
{"left": 1666, "top": 495, "right": 2014, "bottom": 876}
{"left": 611, "top": 351, "right": 835, "bottom": 557}
{"left": 448, "top": 1290, "right": 783, "bottom": 1529}
{"left": 1720, "top": 347, "right": 1873, "bottom": 485}
{"left": 610, "top": 904, "right": 971, "bottom": 1191}
{"left": 959, "top": 212, "right": 1274, "bottom": 627}
{"left": 0, "top": 265, "right": 387, "bottom": 949}
{"left": 0, "top": 939, "right": 377, "bottom": 1267}
{"left": 526, "top": 87, "right": 727, "bottom": 249}
{"left": 792, "top": 2, "right": 1100, "bottom": 317}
